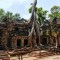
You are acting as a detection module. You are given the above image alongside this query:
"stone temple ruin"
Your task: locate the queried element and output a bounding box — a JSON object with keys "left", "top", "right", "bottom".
{"left": 0, "top": 0, "right": 60, "bottom": 50}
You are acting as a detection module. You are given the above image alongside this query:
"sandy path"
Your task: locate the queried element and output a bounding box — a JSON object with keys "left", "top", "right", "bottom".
{"left": 10, "top": 55, "right": 60, "bottom": 60}
{"left": 10, "top": 51, "right": 60, "bottom": 60}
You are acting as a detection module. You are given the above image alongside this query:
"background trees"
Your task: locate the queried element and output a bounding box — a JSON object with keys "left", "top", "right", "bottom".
{"left": 0, "top": 9, "right": 5, "bottom": 21}
{"left": 0, "top": 5, "right": 60, "bottom": 22}
{"left": 37, "top": 8, "right": 47, "bottom": 25}
{"left": 0, "top": 9, "right": 21, "bottom": 22}
{"left": 29, "top": 7, "right": 48, "bottom": 25}
{"left": 48, "top": 6, "right": 60, "bottom": 19}
{"left": 13, "top": 13, "right": 20, "bottom": 20}
{"left": 29, "top": 5, "right": 60, "bottom": 26}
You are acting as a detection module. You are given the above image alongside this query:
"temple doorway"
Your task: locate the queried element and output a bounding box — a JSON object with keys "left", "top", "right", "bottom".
{"left": 17, "top": 39, "right": 21, "bottom": 47}
{"left": 7, "top": 37, "right": 12, "bottom": 48}
{"left": 36, "top": 37, "right": 39, "bottom": 46}
{"left": 42, "top": 37, "right": 47, "bottom": 45}
{"left": 24, "top": 39, "right": 28, "bottom": 46}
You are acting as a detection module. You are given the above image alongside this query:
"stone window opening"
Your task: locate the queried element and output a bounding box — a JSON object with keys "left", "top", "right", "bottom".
{"left": 17, "top": 39, "right": 21, "bottom": 48}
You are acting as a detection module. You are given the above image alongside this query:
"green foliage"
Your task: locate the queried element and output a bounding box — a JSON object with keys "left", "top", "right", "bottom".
{"left": 0, "top": 9, "right": 5, "bottom": 15}
{"left": 48, "top": 6, "right": 60, "bottom": 19}
{"left": 0, "top": 9, "right": 5, "bottom": 21}
{"left": 13, "top": 13, "right": 20, "bottom": 20}
{"left": 29, "top": 7, "right": 48, "bottom": 25}
{"left": 37, "top": 8, "right": 48, "bottom": 24}
{"left": 51, "top": 6, "right": 60, "bottom": 13}
{"left": 0, "top": 9, "right": 21, "bottom": 22}
{"left": 29, "top": 6, "right": 32, "bottom": 13}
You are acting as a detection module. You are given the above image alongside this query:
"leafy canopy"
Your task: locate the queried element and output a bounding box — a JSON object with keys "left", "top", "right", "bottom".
{"left": 48, "top": 6, "right": 60, "bottom": 19}
{"left": 29, "top": 6, "right": 48, "bottom": 24}
{"left": 0, "top": 9, "right": 21, "bottom": 22}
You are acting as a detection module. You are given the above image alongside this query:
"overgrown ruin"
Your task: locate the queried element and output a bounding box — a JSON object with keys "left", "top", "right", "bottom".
{"left": 0, "top": 0, "right": 60, "bottom": 50}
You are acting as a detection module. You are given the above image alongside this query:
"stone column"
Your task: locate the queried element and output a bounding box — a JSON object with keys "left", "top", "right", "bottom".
{"left": 55, "top": 37, "right": 58, "bottom": 48}
{"left": 58, "top": 35, "right": 60, "bottom": 46}
{"left": 28, "top": 36, "right": 32, "bottom": 47}
{"left": 34, "top": 35, "right": 36, "bottom": 46}
{"left": 49, "top": 36, "right": 53, "bottom": 45}
{"left": 46, "top": 36, "right": 49, "bottom": 45}
{"left": 1, "top": 30, "right": 8, "bottom": 49}
{"left": 12, "top": 37, "right": 17, "bottom": 49}
{"left": 21, "top": 38, "right": 24, "bottom": 47}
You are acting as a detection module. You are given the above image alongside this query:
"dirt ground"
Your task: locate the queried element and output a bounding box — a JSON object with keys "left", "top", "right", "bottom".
{"left": 10, "top": 51, "right": 60, "bottom": 60}
{"left": 10, "top": 55, "right": 60, "bottom": 60}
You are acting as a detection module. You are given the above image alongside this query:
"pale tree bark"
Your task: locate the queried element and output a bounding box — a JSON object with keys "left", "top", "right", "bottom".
{"left": 28, "top": 0, "right": 41, "bottom": 47}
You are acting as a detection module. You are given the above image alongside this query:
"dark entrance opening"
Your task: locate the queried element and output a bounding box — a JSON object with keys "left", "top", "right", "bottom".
{"left": 17, "top": 39, "right": 21, "bottom": 47}
{"left": 42, "top": 37, "right": 47, "bottom": 45}
{"left": 36, "top": 37, "right": 39, "bottom": 46}
{"left": 0, "top": 38, "right": 1, "bottom": 46}
{"left": 53, "top": 38, "right": 56, "bottom": 43}
{"left": 24, "top": 39, "right": 28, "bottom": 46}
{"left": 7, "top": 37, "right": 12, "bottom": 48}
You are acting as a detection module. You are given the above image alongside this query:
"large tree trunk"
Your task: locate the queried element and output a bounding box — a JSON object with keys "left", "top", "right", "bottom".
{"left": 28, "top": 0, "right": 41, "bottom": 47}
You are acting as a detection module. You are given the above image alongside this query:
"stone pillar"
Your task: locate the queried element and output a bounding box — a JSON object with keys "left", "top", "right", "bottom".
{"left": 21, "top": 38, "right": 24, "bottom": 47}
{"left": 1, "top": 30, "right": 8, "bottom": 49}
{"left": 58, "top": 35, "right": 60, "bottom": 46}
{"left": 28, "top": 36, "right": 32, "bottom": 47}
{"left": 34, "top": 35, "right": 36, "bottom": 46}
{"left": 12, "top": 37, "right": 17, "bottom": 49}
{"left": 49, "top": 36, "right": 53, "bottom": 45}
{"left": 46, "top": 36, "right": 49, "bottom": 45}
{"left": 59, "top": 37, "right": 60, "bottom": 45}
{"left": 55, "top": 37, "right": 58, "bottom": 48}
